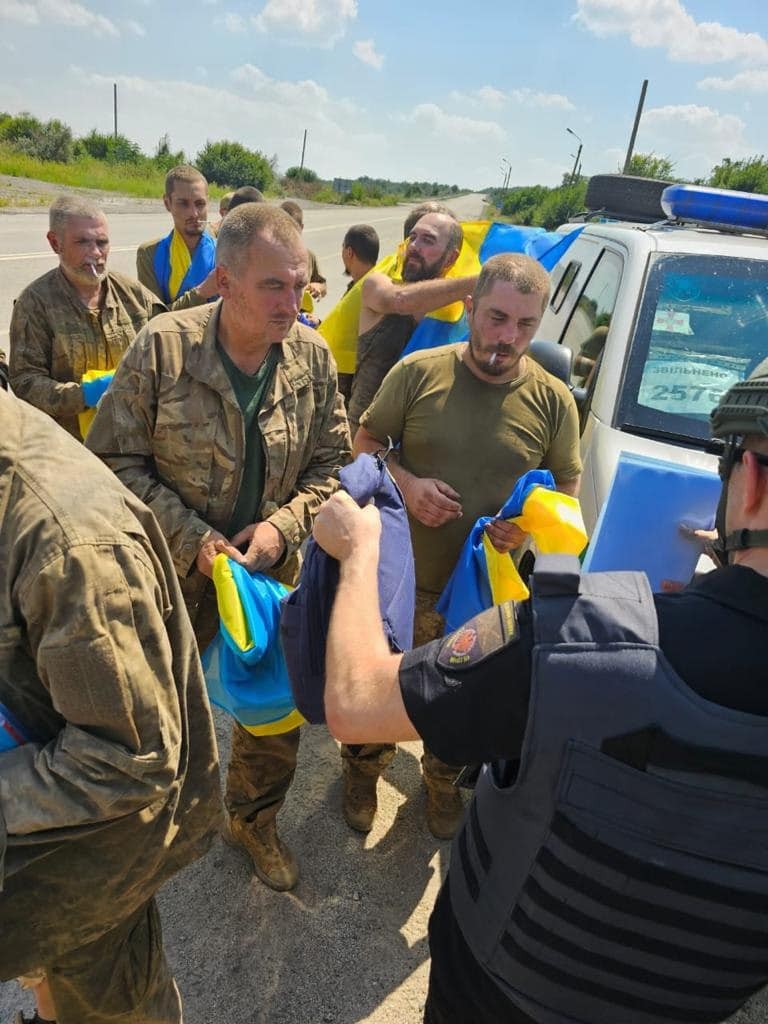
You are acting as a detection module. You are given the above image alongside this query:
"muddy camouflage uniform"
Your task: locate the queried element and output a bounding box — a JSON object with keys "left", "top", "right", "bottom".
{"left": 0, "top": 389, "right": 221, "bottom": 1023}
{"left": 9, "top": 266, "right": 165, "bottom": 439}
{"left": 86, "top": 301, "right": 351, "bottom": 830}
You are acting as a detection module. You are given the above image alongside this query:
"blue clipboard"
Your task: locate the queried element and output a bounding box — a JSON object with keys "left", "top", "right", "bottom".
{"left": 582, "top": 451, "right": 720, "bottom": 591}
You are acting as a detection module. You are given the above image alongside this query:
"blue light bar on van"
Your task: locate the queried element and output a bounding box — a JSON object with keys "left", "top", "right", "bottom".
{"left": 661, "top": 184, "right": 768, "bottom": 230}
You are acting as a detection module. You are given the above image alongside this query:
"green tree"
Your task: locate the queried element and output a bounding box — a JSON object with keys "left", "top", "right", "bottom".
{"left": 625, "top": 152, "right": 675, "bottom": 179}
{"left": 708, "top": 156, "right": 768, "bottom": 194}
{"left": 196, "top": 140, "right": 274, "bottom": 190}
{"left": 284, "top": 165, "right": 319, "bottom": 183}
{"left": 0, "top": 112, "right": 74, "bottom": 162}
{"left": 154, "top": 134, "right": 186, "bottom": 171}
{"left": 75, "top": 129, "right": 143, "bottom": 164}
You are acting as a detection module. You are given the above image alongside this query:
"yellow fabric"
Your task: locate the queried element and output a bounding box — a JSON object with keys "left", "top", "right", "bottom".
{"left": 243, "top": 708, "right": 305, "bottom": 737}
{"left": 168, "top": 229, "right": 192, "bottom": 303}
{"left": 77, "top": 368, "right": 113, "bottom": 440}
{"left": 483, "top": 487, "right": 588, "bottom": 605}
{"left": 213, "top": 555, "right": 253, "bottom": 653}
{"left": 301, "top": 290, "right": 314, "bottom": 314}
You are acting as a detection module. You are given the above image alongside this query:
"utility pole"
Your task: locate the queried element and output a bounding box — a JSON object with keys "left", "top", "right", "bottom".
{"left": 113, "top": 82, "right": 118, "bottom": 140}
{"left": 566, "top": 128, "right": 582, "bottom": 185}
{"left": 299, "top": 129, "right": 307, "bottom": 172}
{"left": 623, "top": 79, "right": 648, "bottom": 174}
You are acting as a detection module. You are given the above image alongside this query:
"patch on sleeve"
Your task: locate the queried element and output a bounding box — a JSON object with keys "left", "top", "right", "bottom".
{"left": 437, "top": 602, "right": 519, "bottom": 672}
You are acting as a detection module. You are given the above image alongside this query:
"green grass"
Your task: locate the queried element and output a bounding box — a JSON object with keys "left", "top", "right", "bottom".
{"left": 0, "top": 146, "right": 224, "bottom": 200}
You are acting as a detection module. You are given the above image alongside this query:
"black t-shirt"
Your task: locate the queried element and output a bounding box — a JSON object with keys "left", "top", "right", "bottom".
{"left": 399, "top": 565, "right": 768, "bottom": 1023}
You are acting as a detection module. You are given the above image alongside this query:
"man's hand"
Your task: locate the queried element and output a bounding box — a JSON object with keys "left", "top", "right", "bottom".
{"left": 230, "top": 522, "right": 286, "bottom": 572}
{"left": 308, "top": 281, "right": 327, "bottom": 300}
{"left": 196, "top": 267, "right": 220, "bottom": 301}
{"left": 484, "top": 518, "right": 527, "bottom": 553}
{"left": 196, "top": 530, "right": 242, "bottom": 578}
{"left": 313, "top": 491, "right": 381, "bottom": 562}
{"left": 400, "top": 476, "right": 462, "bottom": 528}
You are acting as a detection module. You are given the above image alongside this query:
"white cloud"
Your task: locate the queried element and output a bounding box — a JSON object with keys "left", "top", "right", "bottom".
{"left": 220, "top": 11, "right": 246, "bottom": 32}
{"left": 399, "top": 103, "right": 505, "bottom": 143}
{"left": 124, "top": 18, "right": 145, "bottom": 36}
{"left": 0, "top": 0, "right": 38, "bottom": 24}
{"left": 252, "top": 0, "right": 357, "bottom": 45}
{"left": 353, "top": 38, "right": 383, "bottom": 70}
{"left": 574, "top": 0, "right": 768, "bottom": 65}
{"left": 699, "top": 69, "right": 768, "bottom": 93}
{"left": 638, "top": 103, "right": 751, "bottom": 177}
{"left": 450, "top": 84, "right": 574, "bottom": 111}
{"left": 1, "top": 0, "right": 119, "bottom": 33}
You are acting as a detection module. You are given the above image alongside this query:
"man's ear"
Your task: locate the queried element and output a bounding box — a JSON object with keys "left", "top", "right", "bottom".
{"left": 163, "top": 194, "right": 172, "bottom": 214}
{"left": 464, "top": 294, "right": 474, "bottom": 318}
{"left": 443, "top": 246, "right": 461, "bottom": 275}
{"left": 743, "top": 450, "right": 768, "bottom": 514}
{"left": 215, "top": 264, "right": 230, "bottom": 298}
{"left": 46, "top": 230, "right": 60, "bottom": 255}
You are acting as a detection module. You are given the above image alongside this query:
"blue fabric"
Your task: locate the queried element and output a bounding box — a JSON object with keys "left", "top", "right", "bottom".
{"left": 152, "top": 228, "right": 216, "bottom": 304}
{"left": 436, "top": 470, "right": 556, "bottom": 633}
{"left": 81, "top": 373, "right": 113, "bottom": 408}
{"left": 280, "top": 452, "right": 415, "bottom": 724}
{"left": 202, "top": 564, "right": 297, "bottom": 728}
{"left": 0, "top": 700, "right": 34, "bottom": 751}
{"left": 399, "top": 225, "right": 585, "bottom": 360}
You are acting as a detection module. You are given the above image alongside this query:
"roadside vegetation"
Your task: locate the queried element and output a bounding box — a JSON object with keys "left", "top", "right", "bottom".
{"left": 0, "top": 111, "right": 460, "bottom": 207}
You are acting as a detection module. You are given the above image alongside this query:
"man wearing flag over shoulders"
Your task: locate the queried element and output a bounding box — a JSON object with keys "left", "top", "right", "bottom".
{"left": 346, "top": 206, "right": 477, "bottom": 434}
{"left": 340, "top": 254, "right": 581, "bottom": 841}
{"left": 137, "top": 164, "right": 219, "bottom": 311}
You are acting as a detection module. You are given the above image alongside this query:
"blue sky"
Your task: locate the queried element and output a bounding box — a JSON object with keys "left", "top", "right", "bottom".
{"left": 1, "top": 0, "right": 767, "bottom": 191}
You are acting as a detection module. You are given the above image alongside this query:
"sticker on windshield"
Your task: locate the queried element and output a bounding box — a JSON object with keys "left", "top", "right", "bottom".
{"left": 638, "top": 357, "right": 740, "bottom": 415}
{"left": 653, "top": 308, "right": 693, "bottom": 334}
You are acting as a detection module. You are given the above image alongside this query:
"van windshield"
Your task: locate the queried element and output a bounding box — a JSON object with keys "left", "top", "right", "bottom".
{"left": 618, "top": 253, "right": 768, "bottom": 445}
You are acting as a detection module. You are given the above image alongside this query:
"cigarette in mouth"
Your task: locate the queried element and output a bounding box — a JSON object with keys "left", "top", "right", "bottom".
{"left": 488, "top": 352, "right": 497, "bottom": 366}
{"left": 88, "top": 263, "right": 99, "bottom": 278}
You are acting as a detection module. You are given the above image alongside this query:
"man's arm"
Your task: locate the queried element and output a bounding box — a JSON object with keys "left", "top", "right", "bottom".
{"left": 361, "top": 270, "right": 476, "bottom": 322}
{"left": 313, "top": 491, "right": 418, "bottom": 743}
{"left": 0, "top": 541, "right": 184, "bottom": 837}
{"left": 353, "top": 424, "right": 462, "bottom": 527}
{"left": 8, "top": 292, "right": 86, "bottom": 419}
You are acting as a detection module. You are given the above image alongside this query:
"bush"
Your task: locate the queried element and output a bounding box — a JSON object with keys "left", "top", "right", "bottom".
{"left": 196, "top": 140, "right": 274, "bottom": 191}
{"left": 709, "top": 156, "right": 768, "bottom": 195}
{"left": 284, "top": 165, "right": 318, "bottom": 183}
{"left": 0, "top": 112, "right": 73, "bottom": 163}
{"left": 75, "top": 130, "right": 144, "bottom": 165}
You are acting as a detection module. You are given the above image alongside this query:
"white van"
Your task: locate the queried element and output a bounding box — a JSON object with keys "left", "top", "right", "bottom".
{"left": 536, "top": 179, "right": 768, "bottom": 532}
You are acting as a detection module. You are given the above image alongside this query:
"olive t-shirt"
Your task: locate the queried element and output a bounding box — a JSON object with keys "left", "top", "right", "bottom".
{"left": 360, "top": 344, "right": 582, "bottom": 595}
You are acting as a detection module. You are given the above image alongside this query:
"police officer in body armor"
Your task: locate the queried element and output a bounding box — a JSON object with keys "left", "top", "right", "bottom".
{"left": 311, "top": 360, "right": 768, "bottom": 1024}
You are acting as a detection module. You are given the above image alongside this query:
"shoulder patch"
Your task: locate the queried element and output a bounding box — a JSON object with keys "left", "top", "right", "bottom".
{"left": 437, "top": 601, "right": 519, "bottom": 672}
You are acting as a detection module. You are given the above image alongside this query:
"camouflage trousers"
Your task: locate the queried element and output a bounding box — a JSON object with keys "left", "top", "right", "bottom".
{"left": 39, "top": 900, "right": 180, "bottom": 1024}
{"left": 340, "top": 590, "right": 463, "bottom": 785}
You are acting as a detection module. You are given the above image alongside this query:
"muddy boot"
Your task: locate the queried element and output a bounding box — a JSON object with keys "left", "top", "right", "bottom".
{"left": 422, "top": 748, "right": 465, "bottom": 840}
{"left": 227, "top": 816, "right": 299, "bottom": 891}
{"left": 342, "top": 759, "right": 381, "bottom": 833}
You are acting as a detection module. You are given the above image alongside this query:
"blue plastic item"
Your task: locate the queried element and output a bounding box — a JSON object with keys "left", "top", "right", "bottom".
{"left": 661, "top": 185, "right": 768, "bottom": 231}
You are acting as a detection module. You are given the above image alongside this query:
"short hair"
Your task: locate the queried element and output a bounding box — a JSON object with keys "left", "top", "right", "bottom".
{"left": 49, "top": 194, "right": 105, "bottom": 234}
{"left": 219, "top": 191, "right": 235, "bottom": 215}
{"left": 402, "top": 202, "right": 454, "bottom": 239}
{"left": 343, "top": 224, "right": 380, "bottom": 266}
{"left": 164, "top": 164, "right": 207, "bottom": 197}
{"left": 227, "top": 186, "right": 265, "bottom": 212}
{"left": 472, "top": 253, "right": 550, "bottom": 312}
{"left": 217, "top": 204, "right": 303, "bottom": 273}
{"left": 280, "top": 200, "right": 303, "bottom": 227}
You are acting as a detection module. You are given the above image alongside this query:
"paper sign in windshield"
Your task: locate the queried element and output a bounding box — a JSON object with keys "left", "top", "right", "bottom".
{"left": 638, "top": 357, "right": 739, "bottom": 415}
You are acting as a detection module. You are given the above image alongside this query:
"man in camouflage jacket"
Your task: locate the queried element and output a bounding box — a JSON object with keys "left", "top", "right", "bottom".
{"left": 9, "top": 194, "right": 165, "bottom": 440}
{"left": 87, "top": 203, "right": 351, "bottom": 892}
{"left": 0, "top": 387, "right": 221, "bottom": 1024}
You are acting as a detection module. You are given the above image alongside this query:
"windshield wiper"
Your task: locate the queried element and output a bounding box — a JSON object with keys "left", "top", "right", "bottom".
{"left": 619, "top": 423, "right": 709, "bottom": 448}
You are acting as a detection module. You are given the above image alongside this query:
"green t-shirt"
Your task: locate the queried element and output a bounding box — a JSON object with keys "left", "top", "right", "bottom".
{"left": 360, "top": 345, "right": 582, "bottom": 595}
{"left": 217, "top": 342, "right": 278, "bottom": 536}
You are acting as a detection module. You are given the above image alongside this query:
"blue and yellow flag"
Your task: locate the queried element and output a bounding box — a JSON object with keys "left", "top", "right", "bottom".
{"left": 319, "top": 222, "right": 583, "bottom": 372}
{"left": 436, "top": 470, "right": 588, "bottom": 633}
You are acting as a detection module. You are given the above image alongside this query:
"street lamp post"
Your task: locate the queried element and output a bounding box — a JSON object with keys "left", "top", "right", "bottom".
{"left": 566, "top": 128, "right": 583, "bottom": 185}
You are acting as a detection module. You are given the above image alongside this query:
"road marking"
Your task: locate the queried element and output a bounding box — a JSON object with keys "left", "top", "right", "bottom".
{"left": 0, "top": 246, "right": 136, "bottom": 261}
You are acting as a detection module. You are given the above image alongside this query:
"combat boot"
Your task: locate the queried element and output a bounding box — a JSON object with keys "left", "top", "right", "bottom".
{"left": 227, "top": 816, "right": 299, "bottom": 891}
{"left": 423, "top": 775, "right": 465, "bottom": 840}
{"left": 342, "top": 759, "right": 380, "bottom": 833}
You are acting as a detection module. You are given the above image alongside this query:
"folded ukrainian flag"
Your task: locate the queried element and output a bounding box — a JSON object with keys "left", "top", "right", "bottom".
{"left": 319, "top": 222, "right": 584, "bottom": 373}
{"left": 436, "top": 469, "right": 588, "bottom": 633}
{"left": 202, "top": 554, "right": 304, "bottom": 735}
